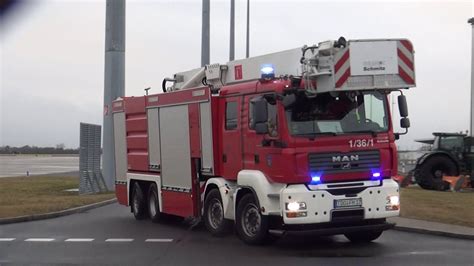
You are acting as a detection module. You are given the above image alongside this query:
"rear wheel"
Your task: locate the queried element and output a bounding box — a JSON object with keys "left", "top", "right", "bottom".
{"left": 416, "top": 155, "right": 457, "bottom": 191}
{"left": 345, "top": 230, "right": 383, "bottom": 243}
{"left": 235, "top": 193, "right": 269, "bottom": 245}
{"left": 203, "top": 189, "right": 232, "bottom": 236}
{"left": 131, "top": 182, "right": 147, "bottom": 220}
{"left": 148, "top": 183, "right": 162, "bottom": 223}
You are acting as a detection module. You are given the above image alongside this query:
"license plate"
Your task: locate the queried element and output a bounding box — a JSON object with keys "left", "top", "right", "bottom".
{"left": 334, "top": 198, "right": 362, "bottom": 209}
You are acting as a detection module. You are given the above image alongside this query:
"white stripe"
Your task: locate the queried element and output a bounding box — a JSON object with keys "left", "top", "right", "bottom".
{"left": 0, "top": 238, "right": 15, "bottom": 242}
{"left": 397, "top": 41, "right": 414, "bottom": 62}
{"left": 334, "top": 47, "right": 349, "bottom": 62}
{"left": 145, "top": 238, "right": 173, "bottom": 243}
{"left": 25, "top": 238, "right": 55, "bottom": 242}
{"left": 335, "top": 59, "right": 350, "bottom": 82}
{"left": 398, "top": 58, "right": 415, "bottom": 80}
{"left": 105, "top": 238, "right": 134, "bottom": 242}
{"left": 65, "top": 238, "right": 94, "bottom": 242}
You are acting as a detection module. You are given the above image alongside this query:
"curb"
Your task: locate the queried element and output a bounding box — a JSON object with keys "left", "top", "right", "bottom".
{"left": 0, "top": 198, "right": 117, "bottom": 225}
{"left": 393, "top": 225, "right": 474, "bottom": 240}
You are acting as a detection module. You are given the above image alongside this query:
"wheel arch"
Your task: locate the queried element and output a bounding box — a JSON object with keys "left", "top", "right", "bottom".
{"left": 128, "top": 179, "right": 151, "bottom": 212}
{"left": 237, "top": 170, "right": 285, "bottom": 216}
{"left": 235, "top": 186, "right": 260, "bottom": 210}
{"left": 127, "top": 173, "right": 161, "bottom": 212}
{"left": 203, "top": 178, "right": 236, "bottom": 220}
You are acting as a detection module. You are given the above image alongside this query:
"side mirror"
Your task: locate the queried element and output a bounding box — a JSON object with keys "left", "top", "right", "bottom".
{"left": 398, "top": 95, "right": 408, "bottom": 117}
{"left": 400, "top": 117, "right": 410, "bottom": 128}
{"left": 283, "top": 94, "right": 296, "bottom": 109}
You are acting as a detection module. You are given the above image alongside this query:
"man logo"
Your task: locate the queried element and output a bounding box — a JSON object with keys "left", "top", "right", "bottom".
{"left": 332, "top": 155, "right": 359, "bottom": 163}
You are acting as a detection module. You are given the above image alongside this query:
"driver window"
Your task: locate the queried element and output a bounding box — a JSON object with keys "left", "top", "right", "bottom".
{"left": 363, "top": 94, "right": 386, "bottom": 128}
{"left": 248, "top": 97, "right": 278, "bottom": 137}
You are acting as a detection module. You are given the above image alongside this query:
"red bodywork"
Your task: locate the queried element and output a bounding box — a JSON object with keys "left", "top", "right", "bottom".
{"left": 115, "top": 79, "right": 397, "bottom": 209}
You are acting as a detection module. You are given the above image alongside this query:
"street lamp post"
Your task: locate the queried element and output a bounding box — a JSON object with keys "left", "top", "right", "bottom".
{"left": 103, "top": 0, "right": 126, "bottom": 191}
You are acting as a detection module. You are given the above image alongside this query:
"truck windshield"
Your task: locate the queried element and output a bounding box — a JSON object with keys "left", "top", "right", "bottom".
{"left": 286, "top": 91, "right": 389, "bottom": 136}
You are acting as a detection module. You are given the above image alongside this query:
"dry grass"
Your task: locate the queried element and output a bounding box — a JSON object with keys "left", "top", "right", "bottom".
{"left": 400, "top": 186, "right": 474, "bottom": 227}
{"left": 0, "top": 175, "right": 115, "bottom": 218}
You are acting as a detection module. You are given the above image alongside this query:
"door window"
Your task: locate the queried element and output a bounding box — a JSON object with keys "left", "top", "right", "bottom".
{"left": 225, "top": 101, "right": 238, "bottom": 130}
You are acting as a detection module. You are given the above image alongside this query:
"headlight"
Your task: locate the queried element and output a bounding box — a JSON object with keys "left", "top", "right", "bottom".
{"left": 386, "top": 195, "right": 400, "bottom": 211}
{"left": 286, "top": 202, "right": 307, "bottom": 211}
{"left": 389, "top": 195, "right": 399, "bottom": 205}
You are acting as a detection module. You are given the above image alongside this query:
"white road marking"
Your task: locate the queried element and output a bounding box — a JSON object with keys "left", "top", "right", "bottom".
{"left": 145, "top": 238, "right": 173, "bottom": 243}
{"left": 105, "top": 238, "right": 134, "bottom": 242}
{"left": 25, "top": 238, "right": 55, "bottom": 242}
{"left": 0, "top": 238, "right": 15, "bottom": 242}
{"left": 65, "top": 238, "right": 95, "bottom": 242}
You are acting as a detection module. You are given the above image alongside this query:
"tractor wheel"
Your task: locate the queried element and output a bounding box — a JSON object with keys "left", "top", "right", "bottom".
{"left": 416, "top": 155, "right": 457, "bottom": 191}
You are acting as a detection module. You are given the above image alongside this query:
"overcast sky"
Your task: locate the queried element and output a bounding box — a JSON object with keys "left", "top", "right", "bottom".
{"left": 0, "top": 0, "right": 472, "bottom": 149}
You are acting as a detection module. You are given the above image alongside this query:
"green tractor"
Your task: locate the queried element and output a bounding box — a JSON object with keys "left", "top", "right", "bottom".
{"left": 409, "top": 133, "right": 474, "bottom": 191}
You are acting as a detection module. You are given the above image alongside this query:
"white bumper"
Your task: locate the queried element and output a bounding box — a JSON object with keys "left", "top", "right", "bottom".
{"left": 281, "top": 179, "right": 400, "bottom": 225}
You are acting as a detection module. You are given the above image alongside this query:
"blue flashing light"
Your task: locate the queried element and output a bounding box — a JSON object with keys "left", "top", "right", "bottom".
{"left": 310, "top": 174, "right": 322, "bottom": 185}
{"left": 260, "top": 64, "right": 275, "bottom": 80}
{"left": 372, "top": 172, "right": 381, "bottom": 180}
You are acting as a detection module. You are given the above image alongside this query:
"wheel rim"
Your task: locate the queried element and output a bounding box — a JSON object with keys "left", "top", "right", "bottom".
{"left": 208, "top": 199, "right": 223, "bottom": 229}
{"left": 241, "top": 203, "right": 261, "bottom": 237}
{"left": 149, "top": 193, "right": 157, "bottom": 217}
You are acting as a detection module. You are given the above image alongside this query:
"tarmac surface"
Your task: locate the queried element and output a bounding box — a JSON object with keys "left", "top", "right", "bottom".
{"left": 1, "top": 203, "right": 473, "bottom": 265}
{"left": 0, "top": 155, "right": 79, "bottom": 177}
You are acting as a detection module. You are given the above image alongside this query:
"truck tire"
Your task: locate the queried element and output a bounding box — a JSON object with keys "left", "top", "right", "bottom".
{"left": 148, "top": 183, "right": 162, "bottom": 223}
{"left": 416, "top": 155, "right": 457, "bottom": 191}
{"left": 344, "top": 230, "right": 383, "bottom": 243}
{"left": 235, "top": 193, "right": 269, "bottom": 245}
{"left": 203, "top": 189, "right": 232, "bottom": 236}
{"left": 131, "top": 182, "right": 147, "bottom": 220}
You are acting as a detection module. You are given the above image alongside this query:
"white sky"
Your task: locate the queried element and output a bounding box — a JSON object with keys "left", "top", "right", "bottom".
{"left": 0, "top": 0, "right": 473, "bottom": 149}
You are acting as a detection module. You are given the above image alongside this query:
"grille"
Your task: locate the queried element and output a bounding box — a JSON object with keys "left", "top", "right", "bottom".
{"left": 308, "top": 150, "right": 380, "bottom": 174}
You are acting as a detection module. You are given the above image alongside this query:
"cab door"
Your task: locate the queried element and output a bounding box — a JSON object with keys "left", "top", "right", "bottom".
{"left": 220, "top": 96, "right": 243, "bottom": 179}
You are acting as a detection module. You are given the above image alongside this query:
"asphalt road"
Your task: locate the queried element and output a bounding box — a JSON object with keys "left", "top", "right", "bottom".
{"left": 0, "top": 203, "right": 473, "bottom": 265}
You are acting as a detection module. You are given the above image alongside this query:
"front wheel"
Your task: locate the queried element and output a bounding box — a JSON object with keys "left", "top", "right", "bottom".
{"left": 344, "top": 230, "right": 383, "bottom": 243}
{"left": 235, "top": 193, "right": 269, "bottom": 245}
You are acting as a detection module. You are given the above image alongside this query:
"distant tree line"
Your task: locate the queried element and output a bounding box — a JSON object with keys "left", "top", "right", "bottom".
{"left": 0, "top": 144, "right": 79, "bottom": 155}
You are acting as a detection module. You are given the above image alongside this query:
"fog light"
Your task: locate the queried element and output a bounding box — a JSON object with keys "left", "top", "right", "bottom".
{"left": 286, "top": 212, "right": 307, "bottom": 218}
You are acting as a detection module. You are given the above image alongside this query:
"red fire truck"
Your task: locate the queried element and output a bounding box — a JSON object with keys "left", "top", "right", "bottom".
{"left": 112, "top": 37, "right": 415, "bottom": 244}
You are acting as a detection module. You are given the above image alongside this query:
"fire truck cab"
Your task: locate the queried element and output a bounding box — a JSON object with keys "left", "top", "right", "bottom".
{"left": 113, "top": 37, "right": 415, "bottom": 244}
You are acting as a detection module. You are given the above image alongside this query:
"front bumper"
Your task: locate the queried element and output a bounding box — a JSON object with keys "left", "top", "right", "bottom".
{"left": 280, "top": 179, "right": 400, "bottom": 225}
{"left": 269, "top": 219, "right": 394, "bottom": 236}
